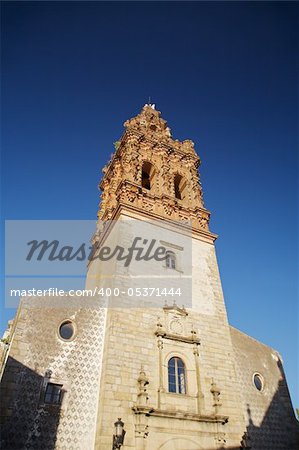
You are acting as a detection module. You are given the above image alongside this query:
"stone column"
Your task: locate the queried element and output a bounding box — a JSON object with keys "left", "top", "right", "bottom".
{"left": 193, "top": 340, "right": 204, "bottom": 413}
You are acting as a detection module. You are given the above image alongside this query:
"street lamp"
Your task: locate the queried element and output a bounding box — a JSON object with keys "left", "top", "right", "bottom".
{"left": 112, "top": 418, "right": 126, "bottom": 449}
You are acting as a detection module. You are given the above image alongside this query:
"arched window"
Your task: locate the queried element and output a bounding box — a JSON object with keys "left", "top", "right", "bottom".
{"left": 174, "top": 174, "right": 187, "bottom": 200}
{"left": 142, "top": 162, "right": 154, "bottom": 190}
{"left": 165, "top": 251, "right": 176, "bottom": 270}
{"left": 168, "top": 357, "right": 186, "bottom": 394}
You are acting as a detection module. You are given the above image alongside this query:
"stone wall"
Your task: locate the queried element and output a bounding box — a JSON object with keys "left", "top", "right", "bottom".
{"left": 230, "top": 326, "right": 299, "bottom": 450}
{"left": 0, "top": 296, "right": 107, "bottom": 450}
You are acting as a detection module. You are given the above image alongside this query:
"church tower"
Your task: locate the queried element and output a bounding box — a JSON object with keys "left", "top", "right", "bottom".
{"left": 1, "top": 105, "right": 298, "bottom": 450}
{"left": 88, "top": 104, "right": 247, "bottom": 449}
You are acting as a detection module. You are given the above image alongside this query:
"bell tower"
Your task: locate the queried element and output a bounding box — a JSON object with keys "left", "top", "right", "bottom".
{"left": 90, "top": 105, "right": 247, "bottom": 449}
{"left": 96, "top": 104, "right": 215, "bottom": 242}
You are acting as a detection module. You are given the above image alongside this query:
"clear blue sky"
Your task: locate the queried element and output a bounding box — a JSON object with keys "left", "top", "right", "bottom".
{"left": 1, "top": 2, "right": 298, "bottom": 409}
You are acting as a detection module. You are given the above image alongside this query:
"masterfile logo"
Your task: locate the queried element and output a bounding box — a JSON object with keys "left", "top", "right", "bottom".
{"left": 5, "top": 218, "right": 193, "bottom": 309}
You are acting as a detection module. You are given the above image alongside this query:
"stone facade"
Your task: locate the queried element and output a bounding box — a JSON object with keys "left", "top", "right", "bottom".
{"left": 1, "top": 105, "right": 298, "bottom": 449}
{"left": 0, "top": 297, "right": 107, "bottom": 450}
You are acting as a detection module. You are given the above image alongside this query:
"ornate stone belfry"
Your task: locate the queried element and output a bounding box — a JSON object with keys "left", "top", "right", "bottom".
{"left": 97, "top": 104, "right": 215, "bottom": 240}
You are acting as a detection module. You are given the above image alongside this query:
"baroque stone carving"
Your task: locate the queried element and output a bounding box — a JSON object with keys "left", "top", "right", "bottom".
{"left": 169, "top": 319, "right": 183, "bottom": 335}
{"left": 95, "top": 104, "right": 216, "bottom": 241}
{"left": 136, "top": 366, "right": 149, "bottom": 407}
{"left": 211, "top": 379, "right": 222, "bottom": 414}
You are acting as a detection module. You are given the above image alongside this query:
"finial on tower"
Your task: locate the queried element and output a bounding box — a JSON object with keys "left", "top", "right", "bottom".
{"left": 144, "top": 97, "right": 155, "bottom": 110}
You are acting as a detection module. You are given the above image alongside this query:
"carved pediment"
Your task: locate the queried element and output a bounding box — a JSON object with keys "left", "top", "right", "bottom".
{"left": 163, "top": 304, "right": 188, "bottom": 316}
{"left": 155, "top": 306, "right": 200, "bottom": 345}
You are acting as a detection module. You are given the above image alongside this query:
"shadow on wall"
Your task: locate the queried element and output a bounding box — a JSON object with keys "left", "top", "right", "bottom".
{"left": 0, "top": 357, "right": 298, "bottom": 450}
{"left": 0, "top": 357, "right": 63, "bottom": 450}
{"left": 241, "top": 359, "right": 299, "bottom": 450}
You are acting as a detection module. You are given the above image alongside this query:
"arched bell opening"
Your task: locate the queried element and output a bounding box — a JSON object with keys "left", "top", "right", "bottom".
{"left": 174, "top": 174, "right": 187, "bottom": 200}
{"left": 141, "top": 161, "right": 154, "bottom": 190}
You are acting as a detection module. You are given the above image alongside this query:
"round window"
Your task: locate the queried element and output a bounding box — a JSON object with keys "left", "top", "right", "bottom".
{"left": 59, "top": 321, "right": 75, "bottom": 340}
{"left": 253, "top": 373, "right": 264, "bottom": 391}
